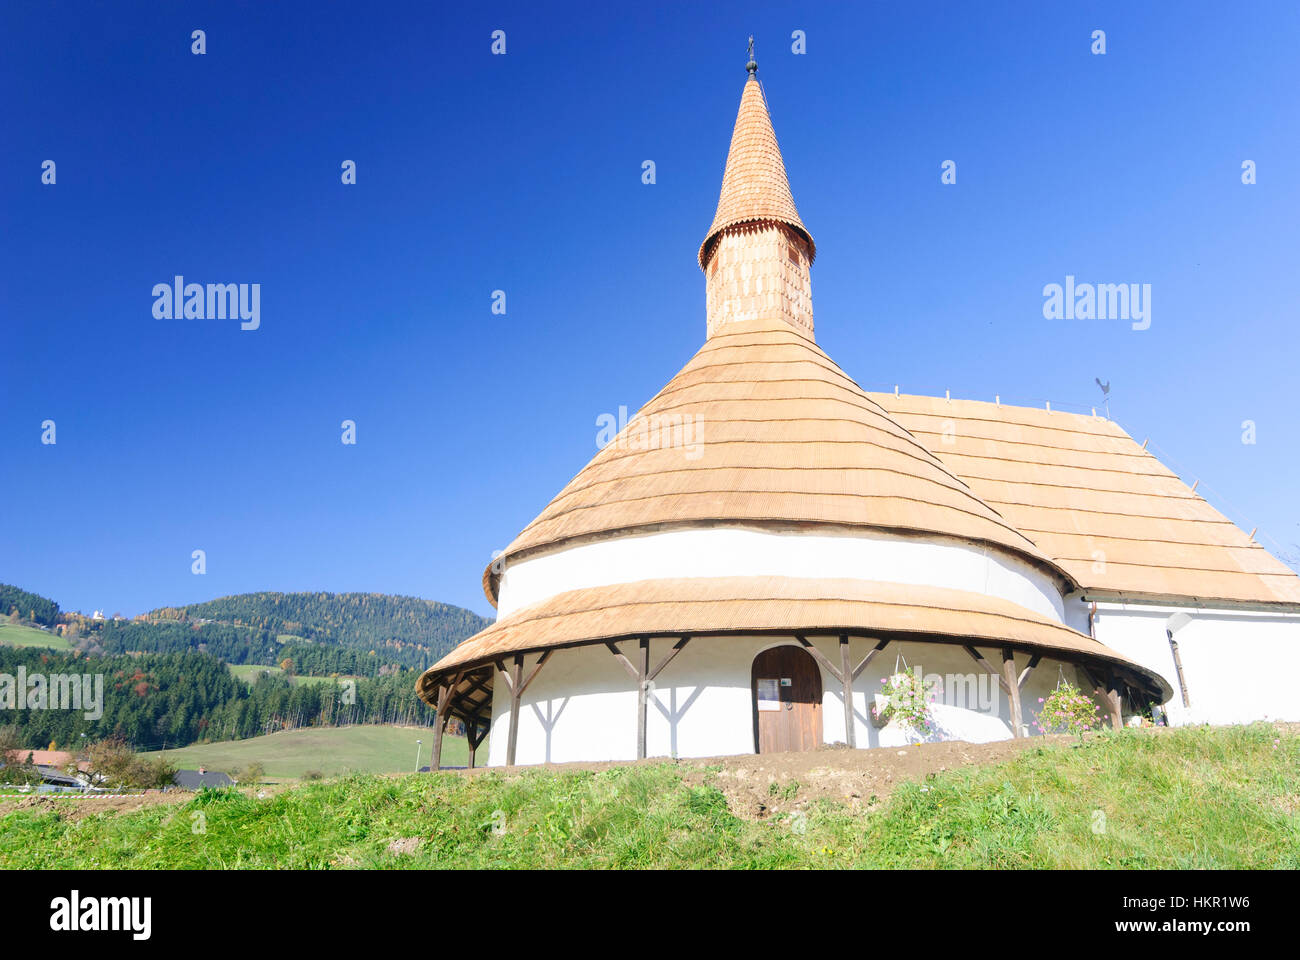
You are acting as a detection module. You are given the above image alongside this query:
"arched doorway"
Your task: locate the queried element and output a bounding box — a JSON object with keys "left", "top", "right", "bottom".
{"left": 751, "top": 645, "right": 823, "bottom": 753}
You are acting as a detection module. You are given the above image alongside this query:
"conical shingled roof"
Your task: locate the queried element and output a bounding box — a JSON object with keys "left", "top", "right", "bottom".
{"left": 698, "top": 75, "right": 814, "bottom": 269}
{"left": 483, "top": 318, "right": 1065, "bottom": 605}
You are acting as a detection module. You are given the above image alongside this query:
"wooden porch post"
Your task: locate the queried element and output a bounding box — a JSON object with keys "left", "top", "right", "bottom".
{"left": 798, "top": 635, "right": 887, "bottom": 747}
{"left": 462, "top": 702, "right": 491, "bottom": 770}
{"left": 636, "top": 638, "right": 650, "bottom": 760}
{"left": 506, "top": 654, "right": 523, "bottom": 766}
{"left": 839, "top": 635, "right": 856, "bottom": 748}
{"left": 1106, "top": 670, "right": 1124, "bottom": 731}
{"left": 964, "top": 645, "right": 1019, "bottom": 738}
{"left": 431, "top": 681, "right": 453, "bottom": 770}
{"left": 1001, "top": 648, "right": 1022, "bottom": 738}
{"left": 475, "top": 720, "right": 489, "bottom": 762}
{"left": 498, "top": 651, "right": 552, "bottom": 767}
{"left": 608, "top": 636, "right": 690, "bottom": 761}
{"left": 1082, "top": 664, "right": 1125, "bottom": 731}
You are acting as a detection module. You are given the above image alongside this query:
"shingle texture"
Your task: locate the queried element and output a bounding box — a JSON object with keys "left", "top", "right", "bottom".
{"left": 699, "top": 75, "right": 813, "bottom": 269}
{"left": 870, "top": 393, "right": 1300, "bottom": 606}
{"left": 484, "top": 319, "right": 1058, "bottom": 605}
{"left": 420, "top": 576, "right": 1171, "bottom": 700}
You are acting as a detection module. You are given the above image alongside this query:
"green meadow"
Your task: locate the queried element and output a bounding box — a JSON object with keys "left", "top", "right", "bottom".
{"left": 3, "top": 724, "right": 1296, "bottom": 869}
{"left": 138, "top": 724, "right": 470, "bottom": 779}
{"left": 0, "top": 622, "right": 71, "bottom": 650}
{"left": 227, "top": 663, "right": 364, "bottom": 689}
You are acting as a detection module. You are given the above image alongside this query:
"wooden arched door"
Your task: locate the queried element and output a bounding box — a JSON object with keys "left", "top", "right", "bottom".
{"left": 752, "top": 645, "right": 823, "bottom": 753}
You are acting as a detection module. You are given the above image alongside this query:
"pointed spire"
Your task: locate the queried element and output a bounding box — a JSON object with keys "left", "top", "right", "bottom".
{"left": 698, "top": 65, "right": 814, "bottom": 270}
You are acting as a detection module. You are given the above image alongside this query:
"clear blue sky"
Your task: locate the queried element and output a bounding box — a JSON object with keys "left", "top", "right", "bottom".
{"left": 3, "top": 1, "right": 1298, "bottom": 619}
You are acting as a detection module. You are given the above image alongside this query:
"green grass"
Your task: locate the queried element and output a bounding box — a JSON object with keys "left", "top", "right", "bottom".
{"left": 228, "top": 663, "right": 284, "bottom": 683}
{"left": 289, "top": 674, "right": 357, "bottom": 688}
{"left": 227, "top": 663, "right": 362, "bottom": 689}
{"left": 0, "top": 622, "right": 71, "bottom": 650}
{"left": 3, "top": 725, "right": 1295, "bottom": 869}
{"left": 138, "top": 725, "right": 470, "bottom": 779}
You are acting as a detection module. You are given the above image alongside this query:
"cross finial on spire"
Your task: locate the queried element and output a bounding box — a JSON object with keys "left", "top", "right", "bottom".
{"left": 746, "top": 36, "right": 757, "bottom": 75}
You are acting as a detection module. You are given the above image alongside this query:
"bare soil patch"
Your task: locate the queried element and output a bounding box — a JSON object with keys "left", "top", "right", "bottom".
{"left": 0, "top": 790, "right": 189, "bottom": 823}
{"left": 677, "top": 736, "right": 1062, "bottom": 819}
{"left": 450, "top": 733, "right": 1095, "bottom": 819}
{"left": 686, "top": 722, "right": 1300, "bottom": 819}
{"left": 458, "top": 723, "right": 1300, "bottom": 819}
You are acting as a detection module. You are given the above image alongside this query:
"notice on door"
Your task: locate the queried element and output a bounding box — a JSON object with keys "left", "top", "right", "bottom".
{"left": 756, "top": 678, "right": 781, "bottom": 711}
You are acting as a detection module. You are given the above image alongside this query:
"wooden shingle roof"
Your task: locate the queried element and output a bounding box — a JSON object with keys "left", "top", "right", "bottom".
{"left": 483, "top": 319, "right": 1063, "bottom": 606}
{"left": 419, "top": 576, "right": 1172, "bottom": 702}
{"left": 870, "top": 393, "right": 1300, "bottom": 606}
{"left": 699, "top": 74, "right": 813, "bottom": 269}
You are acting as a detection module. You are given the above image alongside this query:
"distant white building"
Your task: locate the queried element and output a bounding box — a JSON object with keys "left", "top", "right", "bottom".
{"left": 416, "top": 57, "right": 1300, "bottom": 768}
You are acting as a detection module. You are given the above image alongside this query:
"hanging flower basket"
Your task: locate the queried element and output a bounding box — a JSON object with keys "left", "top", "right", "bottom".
{"left": 1033, "top": 678, "right": 1103, "bottom": 741}
{"left": 869, "top": 693, "right": 890, "bottom": 729}
{"left": 871, "top": 669, "right": 934, "bottom": 734}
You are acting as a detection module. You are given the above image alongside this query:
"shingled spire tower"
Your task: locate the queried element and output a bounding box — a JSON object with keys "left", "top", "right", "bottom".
{"left": 699, "top": 53, "right": 816, "bottom": 340}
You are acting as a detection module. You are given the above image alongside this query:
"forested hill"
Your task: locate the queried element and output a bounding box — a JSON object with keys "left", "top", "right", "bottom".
{"left": 1, "top": 587, "right": 491, "bottom": 750}
{"left": 0, "top": 583, "right": 60, "bottom": 626}
{"left": 144, "top": 592, "right": 492, "bottom": 669}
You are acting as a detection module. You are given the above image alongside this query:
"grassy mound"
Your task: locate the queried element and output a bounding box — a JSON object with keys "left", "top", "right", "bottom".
{"left": 2, "top": 724, "right": 1296, "bottom": 869}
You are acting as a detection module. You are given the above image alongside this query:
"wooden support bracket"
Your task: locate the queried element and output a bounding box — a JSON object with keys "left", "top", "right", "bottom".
{"left": 465, "top": 717, "right": 490, "bottom": 769}
{"left": 606, "top": 641, "right": 640, "bottom": 680}
{"left": 796, "top": 635, "right": 843, "bottom": 684}
{"left": 517, "top": 650, "right": 552, "bottom": 699}
{"left": 852, "top": 638, "right": 890, "bottom": 681}
{"left": 1017, "top": 654, "right": 1042, "bottom": 690}
{"left": 963, "top": 645, "right": 1012, "bottom": 695}
{"left": 648, "top": 636, "right": 690, "bottom": 683}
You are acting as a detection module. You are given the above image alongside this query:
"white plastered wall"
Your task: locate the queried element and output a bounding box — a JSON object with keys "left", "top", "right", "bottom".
{"left": 1082, "top": 598, "right": 1300, "bottom": 726}
{"left": 485, "top": 635, "right": 1102, "bottom": 766}
{"left": 498, "top": 526, "right": 1065, "bottom": 623}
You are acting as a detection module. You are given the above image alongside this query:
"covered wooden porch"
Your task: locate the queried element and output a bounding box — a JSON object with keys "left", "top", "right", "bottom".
{"left": 417, "top": 615, "right": 1171, "bottom": 770}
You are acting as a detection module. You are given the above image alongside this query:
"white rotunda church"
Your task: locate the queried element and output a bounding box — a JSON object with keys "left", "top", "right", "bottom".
{"left": 416, "top": 59, "right": 1300, "bottom": 768}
